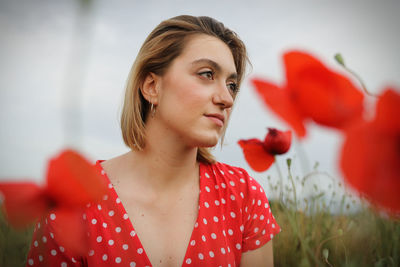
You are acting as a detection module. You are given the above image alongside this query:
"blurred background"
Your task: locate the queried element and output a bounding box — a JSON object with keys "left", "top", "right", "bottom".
{"left": 1, "top": 0, "right": 399, "bottom": 208}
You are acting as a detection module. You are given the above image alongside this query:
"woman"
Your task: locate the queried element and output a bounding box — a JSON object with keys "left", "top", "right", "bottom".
{"left": 26, "top": 15, "right": 280, "bottom": 266}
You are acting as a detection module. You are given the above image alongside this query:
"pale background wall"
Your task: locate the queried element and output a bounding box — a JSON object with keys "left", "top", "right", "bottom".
{"left": 1, "top": 0, "right": 399, "bottom": 208}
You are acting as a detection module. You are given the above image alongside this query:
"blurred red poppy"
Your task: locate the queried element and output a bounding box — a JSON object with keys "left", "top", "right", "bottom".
{"left": 238, "top": 128, "right": 292, "bottom": 172}
{"left": 264, "top": 128, "right": 292, "bottom": 155}
{"left": 252, "top": 50, "right": 364, "bottom": 138}
{"left": 340, "top": 88, "right": 400, "bottom": 214}
{"left": 0, "top": 149, "right": 108, "bottom": 255}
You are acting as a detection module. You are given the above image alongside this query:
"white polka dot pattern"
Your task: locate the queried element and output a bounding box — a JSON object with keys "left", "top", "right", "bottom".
{"left": 25, "top": 160, "right": 280, "bottom": 266}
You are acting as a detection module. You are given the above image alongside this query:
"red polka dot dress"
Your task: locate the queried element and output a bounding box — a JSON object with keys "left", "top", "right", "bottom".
{"left": 26, "top": 161, "right": 281, "bottom": 266}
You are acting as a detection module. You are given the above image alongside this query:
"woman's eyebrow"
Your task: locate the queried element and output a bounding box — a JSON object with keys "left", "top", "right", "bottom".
{"left": 191, "top": 58, "right": 237, "bottom": 80}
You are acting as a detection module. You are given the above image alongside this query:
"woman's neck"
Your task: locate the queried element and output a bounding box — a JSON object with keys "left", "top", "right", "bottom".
{"left": 125, "top": 121, "right": 200, "bottom": 193}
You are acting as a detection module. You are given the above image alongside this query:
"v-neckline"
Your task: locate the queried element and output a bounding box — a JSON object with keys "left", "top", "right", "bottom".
{"left": 96, "top": 160, "right": 204, "bottom": 267}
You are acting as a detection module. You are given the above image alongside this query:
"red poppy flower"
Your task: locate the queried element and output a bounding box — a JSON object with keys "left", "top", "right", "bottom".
{"left": 252, "top": 50, "right": 364, "bottom": 138}
{"left": 340, "top": 88, "right": 400, "bottom": 214}
{"left": 0, "top": 149, "right": 108, "bottom": 255}
{"left": 238, "top": 128, "right": 292, "bottom": 172}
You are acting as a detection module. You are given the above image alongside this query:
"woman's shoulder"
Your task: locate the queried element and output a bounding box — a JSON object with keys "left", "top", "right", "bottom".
{"left": 98, "top": 153, "right": 124, "bottom": 173}
{"left": 203, "top": 161, "right": 265, "bottom": 194}
{"left": 204, "top": 161, "right": 249, "bottom": 176}
{"left": 97, "top": 152, "right": 132, "bottom": 184}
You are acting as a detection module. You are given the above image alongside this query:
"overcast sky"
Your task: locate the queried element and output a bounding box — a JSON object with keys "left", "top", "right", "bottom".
{"left": 1, "top": 0, "right": 399, "bottom": 204}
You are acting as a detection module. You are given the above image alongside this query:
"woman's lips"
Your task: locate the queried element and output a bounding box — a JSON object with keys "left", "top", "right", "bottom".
{"left": 205, "top": 114, "right": 225, "bottom": 127}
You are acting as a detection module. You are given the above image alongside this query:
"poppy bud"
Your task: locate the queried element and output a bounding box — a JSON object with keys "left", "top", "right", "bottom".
{"left": 334, "top": 53, "right": 345, "bottom": 67}
{"left": 263, "top": 128, "right": 292, "bottom": 155}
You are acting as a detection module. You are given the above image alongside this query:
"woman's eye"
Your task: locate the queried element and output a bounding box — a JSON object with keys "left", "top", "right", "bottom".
{"left": 227, "top": 82, "right": 238, "bottom": 93}
{"left": 199, "top": 71, "right": 214, "bottom": 80}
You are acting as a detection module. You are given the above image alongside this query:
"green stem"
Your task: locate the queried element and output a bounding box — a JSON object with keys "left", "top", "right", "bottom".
{"left": 315, "top": 233, "right": 342, "bottom": 267}
{"left": 343, "top": 65, "right": 376, "bottom": 97}
{"left": 283, "top": 159, "right": 321, "bottom": 265}
{"left": 274, "top": 157, "right": 284, "bottom": 203}
{"left": 325, "top": 258, "right": 333, "bottom": 267}
{"left": 341, "top": 239, "right": 348, "bottom": 265}
{"left": 281, "top": 198, "right": 319, "bottom": 265}
{"left": 334, "top": 53, "right": 377, "bottom": 98}
{"left": 287, "top": 161, "right": 298, "bottom": 211}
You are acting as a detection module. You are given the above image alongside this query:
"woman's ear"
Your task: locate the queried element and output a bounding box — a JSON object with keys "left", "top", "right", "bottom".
{"left": 140, "top": 72, "right": 160, "bottom": 105}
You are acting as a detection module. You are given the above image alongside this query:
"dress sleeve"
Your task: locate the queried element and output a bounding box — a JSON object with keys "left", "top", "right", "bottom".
{"left": 241, "top": 173, "right": 281, "bottom": 252}
{"left": 26, "top": 214, "right": 83, "bottom": 267}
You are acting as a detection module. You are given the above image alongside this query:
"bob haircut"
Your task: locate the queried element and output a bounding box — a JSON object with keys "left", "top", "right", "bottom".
{"left": 120, "top": 15, "right": 248, "bottom": 164}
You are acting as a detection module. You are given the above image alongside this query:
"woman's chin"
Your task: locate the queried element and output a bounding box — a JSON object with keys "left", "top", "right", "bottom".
{"left": 195, "top": 137, "right": 220, "bottom": 148}
{"left": 184, "top": 131, "right": 221, "bottom": 148}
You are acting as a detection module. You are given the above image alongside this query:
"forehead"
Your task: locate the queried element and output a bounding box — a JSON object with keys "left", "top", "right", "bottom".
{"left": 173, "top": 34, "right": 237, "bottom": 74}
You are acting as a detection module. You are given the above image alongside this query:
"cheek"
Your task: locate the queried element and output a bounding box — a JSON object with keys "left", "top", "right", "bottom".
{"left": 163, "top": 77, "right": 209, "bottom": 111}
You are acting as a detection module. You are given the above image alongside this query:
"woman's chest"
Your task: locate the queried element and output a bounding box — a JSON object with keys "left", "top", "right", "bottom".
{"left": 86, "top": 210, "right": 239, "bottom": 266}
{"left": 123, "top": 193, "right": 199, "bottom": 267}
{"left": 88, "top": 162, "right": 244, "bottom": 266}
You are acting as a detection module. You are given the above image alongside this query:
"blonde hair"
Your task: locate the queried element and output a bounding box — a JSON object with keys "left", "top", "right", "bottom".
{"left": 120, "top": 15, "right": 248, "bottom": 164}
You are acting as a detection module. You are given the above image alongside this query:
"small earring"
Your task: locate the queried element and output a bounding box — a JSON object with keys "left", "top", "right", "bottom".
{"left": 150, "top": 103, "right": 156, "bottom": 118}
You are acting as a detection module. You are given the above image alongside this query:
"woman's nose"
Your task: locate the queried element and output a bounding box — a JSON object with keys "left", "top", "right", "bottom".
{"left": 213, "top": 82, "right": 234, "bottom": 109}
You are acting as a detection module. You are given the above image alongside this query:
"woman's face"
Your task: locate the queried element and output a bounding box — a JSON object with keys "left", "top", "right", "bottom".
{"left": 155, "top": 34, "right": 238, "bottom": 148}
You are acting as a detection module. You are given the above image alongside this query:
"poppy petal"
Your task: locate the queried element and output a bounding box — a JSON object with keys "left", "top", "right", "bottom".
{"left": 0, "top": 182, "right": 48, "bottom": 228}
{"left": 46, "top": 149, "right": 108, "bottom": 208}
{"left": 284, "top": 51, "right": 364, "bottom": 130}
{"left": 238, "top": 139, "right": 275, "bottom": 172}
{"left": 252, "top": 78, "right": 306, "bottom": 137}
{"left": 341, "top": 120, "right": 400, "bottom": 214}
{"left": 374, "top": 88, "right": 400, "bottom": 133}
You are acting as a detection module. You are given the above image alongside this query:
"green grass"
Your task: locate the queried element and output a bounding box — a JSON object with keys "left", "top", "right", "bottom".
{"left": 0, "top": 211, "right": 33, "bottom": 267}
{"left": 1, "top": 161, "right": 399, "bottom": 267}
{"left": 271, "top": 201, "right": 400, "bottom": 267}
{"left": 269, "top": 159, "right": 400, "bottom": 267}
